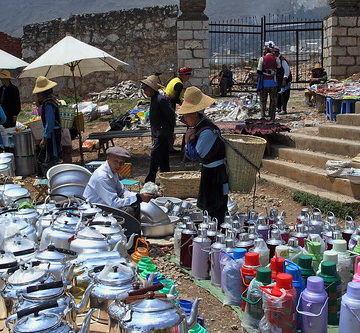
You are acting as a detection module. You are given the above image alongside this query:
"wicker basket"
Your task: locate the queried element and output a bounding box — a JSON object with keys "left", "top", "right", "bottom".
{"left": 223, "top": 134, "right": 267, "bottom": 193}
{"left": 158, "top": 171, "right": 201, "bottom": 199}
{"left": 59, "top": 107, "right": 75, "bottom": 129}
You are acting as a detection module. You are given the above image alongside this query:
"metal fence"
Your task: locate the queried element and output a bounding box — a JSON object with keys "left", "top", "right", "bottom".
{"left": 209, "top": 15, "right": 323, "bottom": 91}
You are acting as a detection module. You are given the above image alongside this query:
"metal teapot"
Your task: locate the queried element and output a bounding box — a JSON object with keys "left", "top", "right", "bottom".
{"left": 111, "top": 292, "right": 200, "bottom": 333}
{"left": 0, "top": 251, "right": 17, "bottom": 281}
{"left": 89, "top": 263, "right": 137, "bottom": 324}
{"left": 6, "top": 300, "right": 94, "bottom": 333}
{"left": 4, "top": 235, "right": 37, "bottom": 262}
{"left": 309, "top": 208, "right": 325, "bottom": 235}
{"left": 77, "top": 201, "right": 102, "bottom": 218}
{"left": 12, "top": 280, "right": 94, "bottom": 329}
{"left": 69, "top": 227, "right": 111, "bottom": 254}
{"left": 31, "top": 245, "right": 77, "bottom": 281}
{"left": 0, "top": 212, "right": 37, "bottom": 242}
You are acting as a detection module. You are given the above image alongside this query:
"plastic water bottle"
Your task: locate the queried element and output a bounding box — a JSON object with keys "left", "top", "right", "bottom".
{"left": 241, "top": 267, "right": 272, "bottom": 333}
{"left": 288, "top": 237, "right": 303, "bottom": 264}
{"left": 332, "top": 239, "right": 352, "bottom": 291}
{"left": 249, "top": 238, "right": 269, "bottom": 267}
{"left": 304, "top": 239, "right": 323, "bottom": 272}
{"left": 339, "top": 281, "right": 360, "bottom": 332}
{"left": 317, "top": 261, "right": 341, "bottom": 325}
{"left": 297, "top": 276, "right": 328, "bottom": 333}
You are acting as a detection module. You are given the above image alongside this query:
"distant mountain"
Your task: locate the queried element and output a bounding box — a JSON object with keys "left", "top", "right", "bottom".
{"left": 0, "top": 0, "right": 330, "bottom": 37}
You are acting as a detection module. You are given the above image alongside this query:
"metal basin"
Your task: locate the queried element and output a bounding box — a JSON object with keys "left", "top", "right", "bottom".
{"left": 50, "top": 183, "right": 86, "bottom": 199}
{"left": 140, "top": 201, "right": 170, "bottom": 224}
{"left": 141, "top": 221, "right": 175, "bottom": 238}
{"left": 154, "top": 197, "right": 183, "bottom": 206}
{"left": 47, "top": 164, "right": 92, "bottom": 189}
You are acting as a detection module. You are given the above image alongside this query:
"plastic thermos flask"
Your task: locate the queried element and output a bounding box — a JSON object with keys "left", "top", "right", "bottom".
{"left": 317, "top": 261, "right": 341, "bottom": 325}
{"left": 180, "top": 222, "right": 197, "bottom": 269}
{"left": 241, "top": 267, "right": 272, "bottom": 332}
{"left": 270, "top": 256, "right": 285, "bottom": 281}
{"left": 298, "top": 255, "right": 315, "bottom": 282}
{"left": 339, "top": 281, "right": 360, "bottom": 332}
{"left": 260, "top": 273, "right": 297, "bottom": 333}
{"left": 240, "top": 252, "right": 260, "bottom": 311}
{"left": 191, "top": 228, "right": 211, "bottom": 280}
{"left": 353, "top": 256, "right": 360, "bottom": 282}
{"left": 297, "top": 276, "right": 328, "bottom": 333}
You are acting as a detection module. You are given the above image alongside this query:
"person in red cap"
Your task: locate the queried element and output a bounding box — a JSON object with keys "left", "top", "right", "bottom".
{"left": 165, "top": 67, "right": 192, "bottom": 109}
{"left": 83, "top": 146, "right": 153, "bottom": 218}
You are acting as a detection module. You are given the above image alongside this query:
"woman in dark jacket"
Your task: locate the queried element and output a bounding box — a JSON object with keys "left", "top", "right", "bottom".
{"left": 33, "top": 76, "right": 61, "bottom": 176}
{"left": 177, "top": 87, "right": 228, "bottom": 224}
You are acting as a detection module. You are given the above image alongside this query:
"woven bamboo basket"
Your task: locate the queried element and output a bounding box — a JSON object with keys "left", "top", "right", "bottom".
{"left": 158, "top": 171, "right": 201, "bottom": 199}
{"left": 59, "top": 107, "right": 75, "bottom": 129}
{"left": 223, "top": 134, "right": 267, "bottom": 193}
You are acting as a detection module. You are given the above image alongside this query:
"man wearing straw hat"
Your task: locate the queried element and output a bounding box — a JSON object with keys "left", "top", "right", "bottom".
{"left": 0, "top": 70, "right": 21, "bottom": 128}
{"left": 140, "top": 75, "right": 176, "bottom": 183}
{"left": 33, "top": 76, "right": 62, "bottom": 176}
{"left": 177, "top": 86, "right": 228, "bottom": 224}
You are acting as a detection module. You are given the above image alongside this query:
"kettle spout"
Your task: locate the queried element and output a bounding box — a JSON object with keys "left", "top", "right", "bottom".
{"left": 78, "top": 308, "right": 95, "bottom": 333}
{"left": 75, "top": 283, "right": 95, "bottom": 313}
{"left": 186, "top": 298, "right": 201, "bottom": 329}
{"left": 62, "top": 263, "right": 76, "bottom": 282}
{"left": 125, "top": 233, "right": 136, "bottom": 250}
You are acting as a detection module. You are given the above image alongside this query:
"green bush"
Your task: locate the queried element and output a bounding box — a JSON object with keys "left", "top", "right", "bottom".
{"left": 292, "top": 191, "right": 359, "bottom": 218}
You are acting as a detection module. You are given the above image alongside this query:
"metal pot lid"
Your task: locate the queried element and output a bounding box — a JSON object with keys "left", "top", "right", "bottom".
{"left": 55, "top": 213, "right": 79, "bottom": 225}
{"left": 24, "top": 284, "right": 63, "bottom": 301}
{"left": 96, "top": 266, "right": 134, "bottom": 286}
{"left": 14, "top": 312, "right": 61, "bottom": 332}
{"left": 15, "top": 208, "right": 38, "bottom": 218}
{"left": 78, "top": 203, "right": 102, "bottom": 214}
{"left": 91, "top": 223, "right": 122, "bottom": 235}
{"left": 35, "top": 246, "right": 66, "bottom": 261}
{"left": 93, "top": 212, "right": 122, "bottom": 224}
{"left": 8, "top": 268, "right": 47, "bottom": 285}
{"left": 5, "top": 216, "right": 29, "bottom": 230}
{"left": 0, "top": 164, "right": 9, "bottom": 171}
{"left": 0, "top": 184, "right": 21, "bottom": 192}
{"left": 4, "top": 236, "right": 35, "bottom": 254}
{"left": 4, "top": 187, "right": 29, "bottom": 198}
{"left": 0, "top": 251, "right": 17, "bottom": 268}
{"left": 77, "top": 226, "right": 106, "bottom": 240}
{"left": 131, "top": 297, "right": 174, "bottom": 313}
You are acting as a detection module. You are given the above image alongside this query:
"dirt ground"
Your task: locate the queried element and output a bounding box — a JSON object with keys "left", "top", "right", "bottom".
{"left": 21, "top": 90, "right": 326, "bottom": 332}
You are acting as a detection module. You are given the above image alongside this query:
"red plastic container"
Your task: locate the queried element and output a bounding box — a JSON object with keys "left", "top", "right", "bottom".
{"left": 240, "top": 252, "right": 260, "bottom": 311}
{"left": 269, "top": 256, "right": 285, "bottom": 281}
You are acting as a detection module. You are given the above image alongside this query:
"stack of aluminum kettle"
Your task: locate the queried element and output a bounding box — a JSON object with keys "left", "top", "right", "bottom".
{"left": 0, "top": 193, "right": 201, "bottom": 332}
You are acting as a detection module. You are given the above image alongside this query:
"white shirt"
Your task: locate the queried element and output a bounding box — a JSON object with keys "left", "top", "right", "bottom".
{"left": 83, "top": 161, "right": 137, "bottom": 208}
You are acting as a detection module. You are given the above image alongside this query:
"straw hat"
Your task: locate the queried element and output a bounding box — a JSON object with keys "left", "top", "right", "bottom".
{"left": 32, "top": 76, "right": 57, "bottom": 94}
{"left": 313, "top": 63, "right": 322, "bottom": 69}
{"left": 177, "top": 87, "right": 215, "bottom": 115}
{"left": 140, "top": 75, "right": 160, "bottom": 92}
{"left": 0, "top": 70, "right": 13, "bottom": 79}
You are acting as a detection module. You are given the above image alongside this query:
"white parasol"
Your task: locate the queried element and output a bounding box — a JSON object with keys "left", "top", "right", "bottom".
{"left": 0, "top": 49, "right": 29, "bottom": 69}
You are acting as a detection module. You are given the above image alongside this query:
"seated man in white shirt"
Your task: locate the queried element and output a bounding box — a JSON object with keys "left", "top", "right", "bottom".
{"left": 83, "top": 146, "right": 153, "bottom": 219}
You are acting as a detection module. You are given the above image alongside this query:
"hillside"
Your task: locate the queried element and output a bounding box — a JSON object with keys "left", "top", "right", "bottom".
{"left": 1, "top": 0, "right": 330, "bottom": 37}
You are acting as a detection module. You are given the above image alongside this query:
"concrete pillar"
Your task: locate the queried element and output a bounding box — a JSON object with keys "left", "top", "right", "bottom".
{"left": 324, "top": 0, "right": 360, "bottom": 79}
{"left": 177, "top": 0, "right": 210, "bottom": 93}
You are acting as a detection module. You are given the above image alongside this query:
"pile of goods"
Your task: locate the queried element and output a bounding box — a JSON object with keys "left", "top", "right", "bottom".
{"left": 234, "top": 119, "right": 291, "bottom": 136}
{"left": 0, "top": 192, "right": 210, "bottom": 332}
{"left": 174, "top": 207, "right": 360, "bottom": 332}
{"left": 205, "top": 95, "right": 260, "bottom": 122}
{"left": 312, "top": 80, "right": 360, "bottom": 99}
{"left": 91, "top": 80, "right": 145, "bottom": 103}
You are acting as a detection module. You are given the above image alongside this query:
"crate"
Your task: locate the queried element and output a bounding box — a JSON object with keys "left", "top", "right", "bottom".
{"left": 27, "top": 119, "right": 44, "bottom": 141}
{"left": 158, "top": 171, "right": 201, "bottom": 199}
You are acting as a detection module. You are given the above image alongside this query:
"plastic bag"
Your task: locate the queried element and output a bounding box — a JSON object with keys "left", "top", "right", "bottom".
{"left": 220, "top": 255, "right": 243, "bottom": 305}
{"left": 140, "top": 182, "right": 160, "bottom": 196}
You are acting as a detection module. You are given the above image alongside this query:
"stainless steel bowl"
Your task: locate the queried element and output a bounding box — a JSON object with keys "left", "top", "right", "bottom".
{"left": 50, "top": 183, "right": 86, "bottom": 199}
{"left": 141, "top": 221, "right": 175, "bottom": 238}
{"left": 140, "top": 201, "right": 170, "bottom": 224}
{"left": 47, "top": 164, "right": 92, "bottom": 189}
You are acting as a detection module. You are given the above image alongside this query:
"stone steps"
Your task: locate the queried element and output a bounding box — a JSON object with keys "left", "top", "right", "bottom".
{"left": 261, "top": 172, "right": 360, "bottom": 204}
{"left": 262, "top": 158, "right": 360, "bottom": 199}
{"left": 275, "top": 132, "right": 360, "bottom": 157}
{"left": 337, "top": 114, "right": 360, "bottom": 126}
{"left": 270, "top": 145, "right": 348, "bottom": 169}
{"left": 318, "top": 124, "right": 360, "bottom": 140}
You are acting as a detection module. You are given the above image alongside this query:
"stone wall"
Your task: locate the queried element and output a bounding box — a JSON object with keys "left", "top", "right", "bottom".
{"left": 20, "top": 6, "right": 178, "bottom": 100}
{"left": 323, "top": 15, "right": 360, "bottom": 79}
{"left": 0, "top": 32, "right": 22, "bottom": 58}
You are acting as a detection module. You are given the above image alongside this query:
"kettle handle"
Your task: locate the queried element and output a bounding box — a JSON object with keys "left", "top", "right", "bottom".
{"left": 26, "top": 281, "right": 64, "bottom": 293}
{"left": 124, "top": 292, "right": 167, "bottom": 304}
{"left": 128, "top": 283, "right": 164, "bottom": 296}
{"left": 134, "top": 238, "right": 150, "bottom": 251}
{"left": 16, "top": 300, "right": 59, "bottom": 319}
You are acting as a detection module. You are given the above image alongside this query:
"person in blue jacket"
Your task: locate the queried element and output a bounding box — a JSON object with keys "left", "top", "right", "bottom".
{"left": 177, "top": 87, "right": 228, "bottom": 224}
{"left": 33, "top": 76, "right": 61, "bottom": 176}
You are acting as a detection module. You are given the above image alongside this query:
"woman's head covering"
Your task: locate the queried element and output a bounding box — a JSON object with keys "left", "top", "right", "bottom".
{"left": 33, "top": 76, "right": 57, "bottom": 94}
{"left": 140, "top": 75, "right": 160, "bottom": 92}
{"left": 313, "top": 62, "right": 322, "bottom": 70}
{"left": 178, "top": 67, "right": 193, "bottom": 75}
{"left": 177, "top": 86, "right": 215, "bottom": 115}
